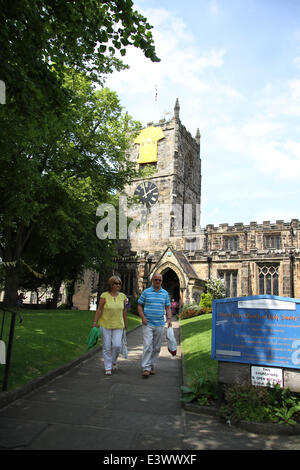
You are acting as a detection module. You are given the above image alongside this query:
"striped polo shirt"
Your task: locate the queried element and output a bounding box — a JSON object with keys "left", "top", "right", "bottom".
{"left": 138, "top": 286, "right": 171, "bottom": 327}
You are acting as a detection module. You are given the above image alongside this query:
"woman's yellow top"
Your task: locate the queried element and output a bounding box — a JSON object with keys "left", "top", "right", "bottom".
{"left": 98, "top": 291, "right": 126, "bottom": 329}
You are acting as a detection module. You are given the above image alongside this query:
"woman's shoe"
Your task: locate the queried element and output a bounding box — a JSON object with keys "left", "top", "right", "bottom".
{"left": 105, "top": 370, "right": 112, "bottom": 376}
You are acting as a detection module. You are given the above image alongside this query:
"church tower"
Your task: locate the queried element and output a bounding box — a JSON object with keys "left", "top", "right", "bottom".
{"left": 115, "top": 99, "right": 204, "bottom": 304}
{"left": 122, "top": 98, "right": 202, "bottom": 254}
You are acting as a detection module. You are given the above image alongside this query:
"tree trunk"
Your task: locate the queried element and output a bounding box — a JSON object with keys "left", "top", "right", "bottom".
{"left": 2, "top": 223, "right": 34, "bottom": 308}
{"left": 35, "top": 289, "right": 39, "bottom": 304}
{"left": 3, "top": 266, "right": 19, "bottom": 308}
{"left": 52, "top": 279, "right": 62, "bottom": 308}
{"left": 66, "top": 280, "right": 75, "bottom": 308}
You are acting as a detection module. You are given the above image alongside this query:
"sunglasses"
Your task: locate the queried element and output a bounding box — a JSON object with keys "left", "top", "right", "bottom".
{"left": 153, "top": 278, "right": 162, "bottom": 282}
{"left": 113, "top": 282, "right": 121, "bottom": 285}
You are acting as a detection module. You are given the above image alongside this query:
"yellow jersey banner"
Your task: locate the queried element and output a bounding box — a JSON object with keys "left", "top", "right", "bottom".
{"left": 134, "top": 126, "right": 165, "bottom": 164}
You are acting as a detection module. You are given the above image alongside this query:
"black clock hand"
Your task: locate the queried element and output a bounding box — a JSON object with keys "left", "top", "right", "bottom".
{"left": 148, "top": 189, "right": 158, "bottom": 198}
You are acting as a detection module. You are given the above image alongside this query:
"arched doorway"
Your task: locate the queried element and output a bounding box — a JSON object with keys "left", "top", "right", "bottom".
{"left": 161, "top": 268, "right": 180, "bottom": 303}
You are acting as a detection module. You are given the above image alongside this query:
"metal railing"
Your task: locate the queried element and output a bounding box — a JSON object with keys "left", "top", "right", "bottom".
{"left": 0, "top": 308, "right": 23, "bottom": 391}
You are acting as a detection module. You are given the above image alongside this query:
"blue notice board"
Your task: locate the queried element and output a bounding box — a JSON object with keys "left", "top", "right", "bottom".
{"left": 211, "top": 295, "right": 300, "bottom": 369}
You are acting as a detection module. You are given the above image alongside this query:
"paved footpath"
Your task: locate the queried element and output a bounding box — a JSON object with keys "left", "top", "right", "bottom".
{"left": 0, "top": 318, "right": 299, "bottom": 451}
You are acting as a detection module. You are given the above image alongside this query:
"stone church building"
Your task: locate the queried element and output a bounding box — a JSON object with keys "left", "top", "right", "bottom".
{"left": 73, "top": 99, "right": 300, "bottom": 310}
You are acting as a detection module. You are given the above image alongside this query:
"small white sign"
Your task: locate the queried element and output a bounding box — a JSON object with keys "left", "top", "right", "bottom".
{"left": 238, "top": 299, "right": 295, "bottom": 310}
{"left": 251, "top": 366, "right": 283, "bottom": 388}
{"left": 216, "top": 349, "right": 241, "bottom": 357}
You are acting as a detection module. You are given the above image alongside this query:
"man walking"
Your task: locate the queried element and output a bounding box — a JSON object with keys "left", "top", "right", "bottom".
{"left": 137, "top": 273, "right": 172, "bottom": 377}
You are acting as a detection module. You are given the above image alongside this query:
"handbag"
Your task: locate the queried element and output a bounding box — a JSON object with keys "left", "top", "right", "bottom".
{"left": 120, "top": 330, "right": 128, "bottom": 358}
{"left": 166, "top": 326, "right": 177, "bottom": 356}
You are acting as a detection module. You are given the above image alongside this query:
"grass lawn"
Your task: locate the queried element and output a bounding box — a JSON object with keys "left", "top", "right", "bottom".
{"left": 0, "top": 309, "right": 141, "bottom": 392}
{"left": 2, "top": 309, "right": 215, "bottom": 393}
{"left": 180, "top": 313, "right": 217, "bottom": 385}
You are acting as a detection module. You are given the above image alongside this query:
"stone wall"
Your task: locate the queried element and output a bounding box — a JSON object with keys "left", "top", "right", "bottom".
{"left": 184, "top": 219, "right": 300, "bottom": 299}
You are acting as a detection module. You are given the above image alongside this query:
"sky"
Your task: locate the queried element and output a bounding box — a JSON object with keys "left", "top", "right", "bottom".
{"left": 106, "top": 0, "right": 300, "bottom": 227}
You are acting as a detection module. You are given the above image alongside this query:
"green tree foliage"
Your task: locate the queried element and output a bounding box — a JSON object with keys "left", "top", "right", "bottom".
{"left": 0, "top": 0, "right": 159, "bottom": 98}
{"left": 2, "top": 74, "right": 143, "bottom": 304}
{"left": 199, "top": 292, "right": 212, "bottom": 310}
{"left": 0, "top": 1, "right": 159, "bottom": 305}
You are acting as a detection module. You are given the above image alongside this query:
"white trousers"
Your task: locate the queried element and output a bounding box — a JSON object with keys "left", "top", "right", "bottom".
{"left": 141, "top": 324, "right": 165, "bottom": 371}
{"left": 100, "top": 327, "right": 123, "bottom": 371}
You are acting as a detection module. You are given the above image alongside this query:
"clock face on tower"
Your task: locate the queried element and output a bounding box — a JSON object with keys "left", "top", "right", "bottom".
{"left": 134, "top": 181, "right": 159, "bottom": 208}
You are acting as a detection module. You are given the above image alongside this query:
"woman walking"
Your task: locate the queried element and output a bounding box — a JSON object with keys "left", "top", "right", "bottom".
{"left": 92, "top": 276, "right": 127, "bottom": 375}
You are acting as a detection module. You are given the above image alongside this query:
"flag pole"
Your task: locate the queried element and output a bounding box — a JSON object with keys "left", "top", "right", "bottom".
{"left": 153, "top": 84, "right": 158, "bottom": 123}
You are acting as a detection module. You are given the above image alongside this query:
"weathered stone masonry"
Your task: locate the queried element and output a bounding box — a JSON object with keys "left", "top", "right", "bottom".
{"left": 72, "top": 100, "right": 299, "bottom": 309}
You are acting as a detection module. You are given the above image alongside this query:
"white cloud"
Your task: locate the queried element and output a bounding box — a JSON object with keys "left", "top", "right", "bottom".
{"left": 242, "top": 120, "right": 281, "bottom": 137}
{"left": 213, "top": 126, "right": 245, "bottom": 152}
{"left": 293, "top": 56, "right": 300, "bottom": 69}
{"left": 211, "top": 117, "right": 300, "bottom": 182}
{"left": 288, "top": 79, "right": 300, "bottom": 99}
{"left": 107, "top": 7, "right": 231, "bottom": 105}
{"left": 257, "top": 79, "right": 300, "bottom": 118}
{"left": 209, "top": 0, "right": 219, "bottom": 16}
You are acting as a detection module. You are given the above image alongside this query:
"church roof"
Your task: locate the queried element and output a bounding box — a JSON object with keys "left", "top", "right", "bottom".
{"left": 172, "top": 249, "right": 200, "bottom": 280}
{"left": 153, "top": 245, "right": 200, "bottom": 280}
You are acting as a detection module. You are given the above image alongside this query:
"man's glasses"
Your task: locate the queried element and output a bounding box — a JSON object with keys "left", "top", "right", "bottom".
{"left": 113, "top": 282, "right": 121, "bottom": 285}
{"left": 153, "top": 278, "right": 162, "bottom": 282}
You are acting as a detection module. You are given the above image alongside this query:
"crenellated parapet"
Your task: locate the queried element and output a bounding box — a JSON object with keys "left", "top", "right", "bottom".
{"left": 205, "top": 219, "right": 299, "bottom": 232}
{"left": 201, "top": 219, "right": 300, "bottom": 254}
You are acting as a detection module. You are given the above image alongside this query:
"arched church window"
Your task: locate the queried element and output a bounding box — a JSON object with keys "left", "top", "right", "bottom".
{"left": 185, "top": 152, "right": 193, "bottom": 179}
{"left": 257, "top": 264, "right": 279, "bottom": 295}
{"left": 218, "top": 271, "right": 237, "bottom": 298}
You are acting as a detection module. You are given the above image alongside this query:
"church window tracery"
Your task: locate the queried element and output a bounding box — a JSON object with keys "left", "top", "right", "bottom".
{"left": 257, "top": 263, "right": 279, "bottom": 295}
{"left": 218, "top": 270, "right": 238, "bottom": 298}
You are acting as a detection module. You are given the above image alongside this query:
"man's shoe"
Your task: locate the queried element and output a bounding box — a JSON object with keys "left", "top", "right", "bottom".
{"left": 150, "top": 369, "right": 155, "bottom": 375}
{"left": 142, "top": 370, "right": 150, "bottom": 378}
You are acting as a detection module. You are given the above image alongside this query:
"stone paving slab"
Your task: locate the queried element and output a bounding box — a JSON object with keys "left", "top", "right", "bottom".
{"left": 1, "top": 319, "right": 300, "bottom": 451}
